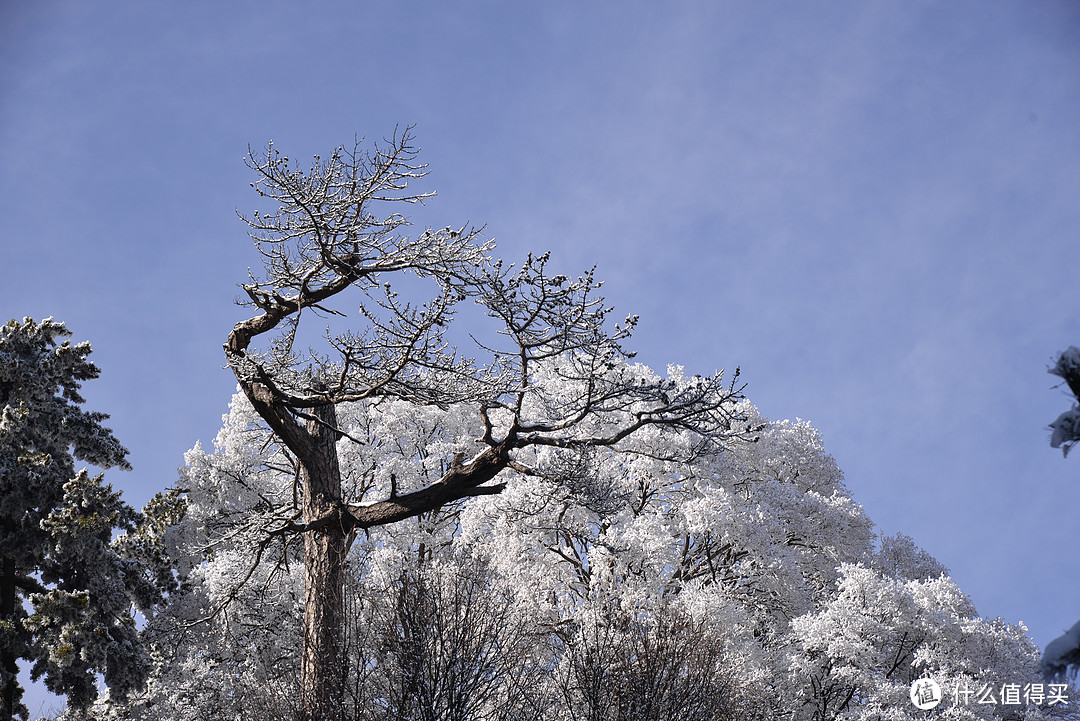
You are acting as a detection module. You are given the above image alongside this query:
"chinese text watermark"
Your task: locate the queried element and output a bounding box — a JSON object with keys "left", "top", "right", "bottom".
{"left": 909, "top": 678, "right": 1069, "bottom": 711}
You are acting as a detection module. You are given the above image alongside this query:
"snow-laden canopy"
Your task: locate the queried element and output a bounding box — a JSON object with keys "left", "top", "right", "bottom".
{"left": 88, "top": 359, "right": 1069, "bottom": 721}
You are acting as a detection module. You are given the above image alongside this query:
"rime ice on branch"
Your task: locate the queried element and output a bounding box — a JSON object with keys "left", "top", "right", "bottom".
{"left": 223, "top": 128, "right": 750, "bottom": 717}
{"left": 1049, "top": 346, "right": 1080, "bottom": 457}
{"left": 0, "top": 318, "right": 173, "bottom": 720}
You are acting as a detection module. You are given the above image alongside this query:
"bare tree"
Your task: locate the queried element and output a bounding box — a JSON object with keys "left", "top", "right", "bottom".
{"left": 350, "top": 556, "right": 547, "bottom": 721}
{"left": 224, "top": 128, "right": 746, "bottom": 718}
{"left": 554, "top": 601, "right": 758, "bottom": 721}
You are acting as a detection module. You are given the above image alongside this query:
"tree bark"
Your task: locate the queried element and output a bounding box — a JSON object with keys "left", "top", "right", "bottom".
{"left": 1, "top": 554, "right": 17, "bottom": 721}
{"left": 300, "top": 402, "right": 346, "bottom": 720}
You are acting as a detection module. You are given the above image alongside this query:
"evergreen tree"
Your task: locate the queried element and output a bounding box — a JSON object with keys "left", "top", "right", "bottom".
{"left": 1049, "top": 346, "right": 1080, "bottom": 457}
{"left": 0, "top": 318, "right": 170, "bottom": 719}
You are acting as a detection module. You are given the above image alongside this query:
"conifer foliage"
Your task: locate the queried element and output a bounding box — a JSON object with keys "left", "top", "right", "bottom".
{"left": 0, "top": 318, "right": 171, "bottom": 720}
{"left": 1049, "top": 346, "right": 1080, "bottom": 457}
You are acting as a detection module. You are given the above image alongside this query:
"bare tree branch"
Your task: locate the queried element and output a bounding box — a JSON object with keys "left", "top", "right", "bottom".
{"left": 220, "top": 130, "right": 752, "bottom": 717}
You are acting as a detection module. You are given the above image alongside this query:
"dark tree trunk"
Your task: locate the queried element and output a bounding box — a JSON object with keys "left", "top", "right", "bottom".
{"left": 1, "top": 555, "right": 18, "bottom": 721}
{"left": 300, "top": 402, "right": 346, "bottom": 720}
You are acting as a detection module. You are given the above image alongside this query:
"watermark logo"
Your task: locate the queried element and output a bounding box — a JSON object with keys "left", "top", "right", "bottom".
{"left": 908, "top": 678, "right": 1070, "bottom": 710}
{"left": 910, "top": 678, "right": 942, "bottom": 710}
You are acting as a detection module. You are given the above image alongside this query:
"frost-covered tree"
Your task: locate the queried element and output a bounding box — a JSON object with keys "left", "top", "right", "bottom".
{"left": 872, "top": 532, "right": 949, "bottom": 582}
{"left": 0, "top": 318, "right": 173, "bottom": 720}
{"left": 123, "top": 385, "right": 766, "bottom": 720}
{"left": 106, "top": 131, "right": 1061, "bottom": 720}
{"left": 1040, "top": 347, "right": 1080, "bottom": 686}
{"left": 786, "top": 564, "right": 1056, "bottom": 721}
{"left": 350, "top": 554, "right": 546, "bottom": 721}
{"left": 1042, "top": 620, "right": 1080, "bottom": 684}
{"left": 221, "top": 129, "right": 747, "bottom": 718}
{"left": 131, "top": 386, "right": 1062, "bottom": 721}
{"left": 1048, "top": 346, "right": 1080, "bottom": 458}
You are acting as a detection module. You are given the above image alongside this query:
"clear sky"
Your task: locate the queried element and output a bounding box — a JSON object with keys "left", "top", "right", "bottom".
{"left": 2, "top": 1, "right": 1078, "bottom": 715}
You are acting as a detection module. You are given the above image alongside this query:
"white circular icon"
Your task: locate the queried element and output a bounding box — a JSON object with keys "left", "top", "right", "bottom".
{"left": 910, "top": 678, "right": 942, "bottom": 710}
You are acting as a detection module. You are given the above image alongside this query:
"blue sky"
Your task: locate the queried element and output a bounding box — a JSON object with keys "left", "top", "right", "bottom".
{"left": 2, "top": 1, "right": 1079, "bottom": 714}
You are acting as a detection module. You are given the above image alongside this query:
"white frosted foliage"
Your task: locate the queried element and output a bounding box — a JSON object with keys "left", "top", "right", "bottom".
{"left": 98, "top": 353, "right": 1062, "bottom": 720}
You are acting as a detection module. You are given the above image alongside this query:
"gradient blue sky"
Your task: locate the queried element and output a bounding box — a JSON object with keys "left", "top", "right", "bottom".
{"left": 2, "top": 1, "right": 1078, "bottom": 714}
